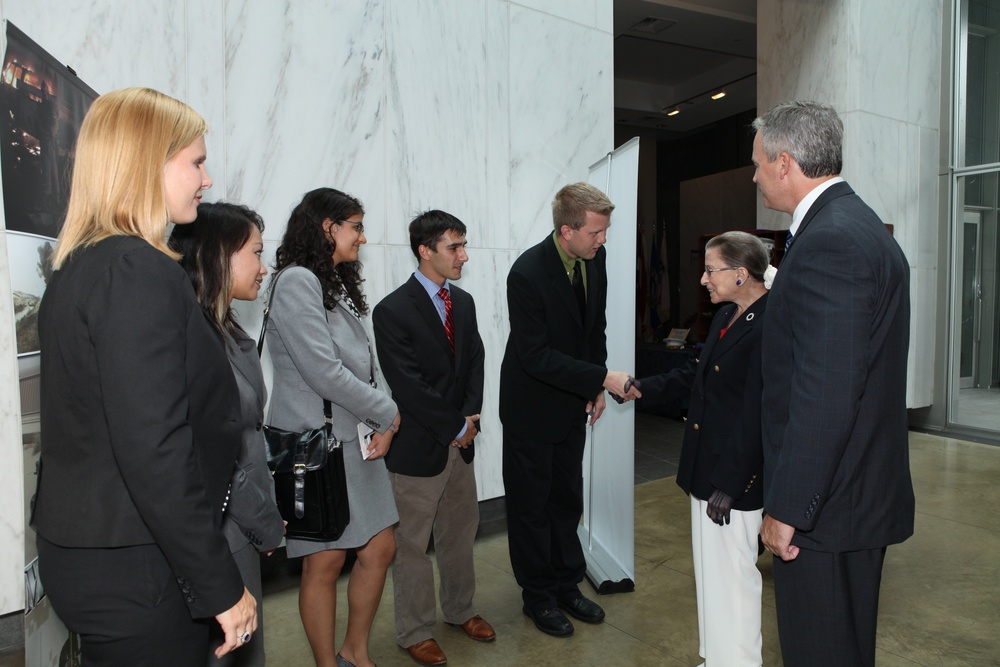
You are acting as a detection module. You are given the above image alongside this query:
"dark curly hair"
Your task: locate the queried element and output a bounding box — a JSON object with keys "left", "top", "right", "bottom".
{"left": 274, "top": 187, "right": 368, "bottom": 314}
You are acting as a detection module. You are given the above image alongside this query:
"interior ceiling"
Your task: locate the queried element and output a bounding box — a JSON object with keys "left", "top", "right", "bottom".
{"left": 614, "top": 0, "right": 757, "bottom": 136}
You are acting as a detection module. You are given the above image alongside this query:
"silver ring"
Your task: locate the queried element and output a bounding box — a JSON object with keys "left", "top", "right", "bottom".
{"left": 241, "top": 632, "right": 251, "bottom": 644}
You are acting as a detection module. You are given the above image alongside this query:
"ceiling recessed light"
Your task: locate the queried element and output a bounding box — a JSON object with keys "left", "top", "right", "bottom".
{"left": 667, "top": 109, "right": 680, "bottom": 116}
{"left": 711, "top": 91, "right": 726, "bottom": 100}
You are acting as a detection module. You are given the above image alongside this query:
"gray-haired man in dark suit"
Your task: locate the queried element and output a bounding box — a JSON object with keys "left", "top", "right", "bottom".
{"left": 753, "top": 101, "right": 915, "bottom": 667}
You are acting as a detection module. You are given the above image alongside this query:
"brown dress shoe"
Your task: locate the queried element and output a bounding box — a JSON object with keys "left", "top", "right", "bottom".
{"left": 449, "top": 614, "right": 497, "bottom": 642}
{"left": 406, "top": 639, "right": 447, "bottom": 666}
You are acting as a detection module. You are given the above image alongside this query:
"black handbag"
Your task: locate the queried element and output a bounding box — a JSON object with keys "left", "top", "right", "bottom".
{"left": 257, "top": 271, "right": 350, "bottom": 542}
{"left": 262, "top": 401, "right": 349, "bottom": 542}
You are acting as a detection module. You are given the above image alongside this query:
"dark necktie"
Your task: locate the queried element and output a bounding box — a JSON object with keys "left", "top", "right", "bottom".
{"left": 784, "top": 230, "right": 795, "bottom": 253}
{"left": 571, "top": 260, "right": 586, "bottom": 318}
{"left": 438, "top": 287, "right": 455, "bottom": 354}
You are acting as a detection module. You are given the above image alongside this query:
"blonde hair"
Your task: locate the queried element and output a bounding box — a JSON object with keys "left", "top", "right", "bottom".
{"left": 53, "top": 87, "right": 208, "bottom": 268}
{"left": 551, "top": 182, "right": 615, "bottom": 232}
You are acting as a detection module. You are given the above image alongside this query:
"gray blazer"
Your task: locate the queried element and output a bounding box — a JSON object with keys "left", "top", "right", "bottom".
{"left": 222, "top": 330, "right": 285, "bottom": 553}
{"left": 265, "top": 266, "right": 397, "bottom": 445}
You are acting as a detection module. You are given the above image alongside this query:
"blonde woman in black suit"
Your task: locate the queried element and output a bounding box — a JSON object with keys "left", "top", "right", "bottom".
{"left": 35, "top": 88, "right": 256, "bottom": 665}
{"left": 170, "top": 202, "right": 286, "bottom": 666}
{"left": 639, "top": 231, "right": 772, "bottom": 667}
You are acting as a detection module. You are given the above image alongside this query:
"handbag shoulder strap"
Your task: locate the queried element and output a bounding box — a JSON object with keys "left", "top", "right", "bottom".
{"left": 257, "top": 269, "right": 283, "bottom": 357}
{"left": 259, "top": 269, "right": 334, "bottom": 424}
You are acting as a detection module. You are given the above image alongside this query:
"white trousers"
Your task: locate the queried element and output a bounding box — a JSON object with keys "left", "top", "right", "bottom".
{"left": 690, "top": 496, "right": 763, "bottom": 667}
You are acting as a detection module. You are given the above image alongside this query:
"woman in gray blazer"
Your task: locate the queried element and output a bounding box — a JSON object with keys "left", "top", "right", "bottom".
{"left": 171, "top": 202, "right": 286, "bottom": 666}
{"left": 266, "top": 188, "right": 400, "bottom": 667}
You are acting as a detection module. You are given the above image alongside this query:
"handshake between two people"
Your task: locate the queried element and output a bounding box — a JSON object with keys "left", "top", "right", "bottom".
{"left": 605, "top": 370, "right": 642, "bottom": 404}
{"left": 586, "top": 370, "right": 643, "bottom": 426}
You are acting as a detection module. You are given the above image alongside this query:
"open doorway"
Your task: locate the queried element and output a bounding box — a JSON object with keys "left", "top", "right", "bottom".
{"left": 612, "top": 1, "right": 757, "bottom": 350}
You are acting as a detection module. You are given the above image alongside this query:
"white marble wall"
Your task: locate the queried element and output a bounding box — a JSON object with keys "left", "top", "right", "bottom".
{"left": 757, "top": 0, "right": 942, "bottom": 409}
{"left": 0, "top": 0, "right": 614, "bottom": 613}
{"left": 0, "top": 231, "right": 24, "bottom": 617}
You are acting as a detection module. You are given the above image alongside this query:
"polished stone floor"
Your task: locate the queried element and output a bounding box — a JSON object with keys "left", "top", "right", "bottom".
{"left": 953, "top": 386, "right": 1000, "bottom": 433}
{"left": 255, "top": 427, "right": 1000, "bottom": 666}
{"left": 3, "top": 424, "right": 998, "bottom": 666}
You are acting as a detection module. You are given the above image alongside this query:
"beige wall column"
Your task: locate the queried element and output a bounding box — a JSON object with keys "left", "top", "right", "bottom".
{"left": 757, "top": 0, "right": 944, "bottom": 408}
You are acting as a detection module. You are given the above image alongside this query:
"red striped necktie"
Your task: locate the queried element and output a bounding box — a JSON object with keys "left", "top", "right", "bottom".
{"left": 438, "top": 287, "right": 455, "bottom": 354}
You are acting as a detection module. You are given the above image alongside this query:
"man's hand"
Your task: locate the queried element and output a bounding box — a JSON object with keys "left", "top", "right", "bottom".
{"left": 760, "top": 515, "right": 799, "bottom": 561}
{"left": 585, "top": 392, "right": 607, "bottom": 426}
{"left": 453, "top": 414, "right": 480, "bottom": 448}
{"left": 603, "top": 371, "right": 643, "bottom": 402}
{"left": 214, "top": 587, "right": 257, "bottom": 658}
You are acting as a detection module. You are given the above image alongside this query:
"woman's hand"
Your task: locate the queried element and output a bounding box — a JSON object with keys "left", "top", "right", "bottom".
{"left": 365, "top": 412, "right": 400, "bottom": 460}
{"left": 706, "top": 489, "right": 734, "bottom": 526}
{"left": 214, "top": 587, "right": 257, "bottom": 657}
{"left": 366, "top": 429, "right": 392, "bottom": 459}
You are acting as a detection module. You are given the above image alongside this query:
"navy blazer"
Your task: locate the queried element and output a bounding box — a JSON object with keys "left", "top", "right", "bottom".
{"left": 373, "top": 274, "right": 485, "bottom": 477}
{"left": 34, "top": 236, "right": 244, "bottom": 618}
{"left": 639, "top": 295, "right": 766, "bottom": 510}
{"left": 499, "top": 235, "right": 608, "bottom": 442}
{"left": 761, "top": 181, "right": 915, "bottom": 552}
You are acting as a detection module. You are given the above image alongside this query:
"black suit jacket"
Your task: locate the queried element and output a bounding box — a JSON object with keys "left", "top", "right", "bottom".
{"left": 373, "top": 275, "right": 485, "bottom": 477}
{"left": 761, "top": 181, "right": 915, "bottom": 552}
{"left": 34, "top": 236, "right": 244, "bottom": 618}
{"left": 500, "top": 235, "right": 608, "bottom": 442}
{"left": 640, "top": 295, "right": 766, "bottom": 510}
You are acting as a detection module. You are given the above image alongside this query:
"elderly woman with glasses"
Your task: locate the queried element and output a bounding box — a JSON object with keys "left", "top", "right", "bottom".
{"left": 639, "top": 231, "right": 774, "bottom": 667}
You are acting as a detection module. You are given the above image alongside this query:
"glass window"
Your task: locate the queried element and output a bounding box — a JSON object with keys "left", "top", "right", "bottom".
{"left": 950, "top": 0, "right": 1000, "bottom": 433}
{"left": 961, "top": 0, "right": 1000, "bottom": 169}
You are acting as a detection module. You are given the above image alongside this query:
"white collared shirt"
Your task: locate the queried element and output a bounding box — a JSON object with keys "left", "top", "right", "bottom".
{"left": 413, "top": 269, "right": 450, "bottom": 325}
{"left": 789, "top": 176, "right": 845, "bottom": 237}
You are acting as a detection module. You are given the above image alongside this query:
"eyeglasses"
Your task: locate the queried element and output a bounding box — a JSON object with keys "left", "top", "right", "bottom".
{"left": 335, "top": 219, "right": 365, "bottom": 234}
{"left": 703, "top": 266, "right": 739, "bottom": 275}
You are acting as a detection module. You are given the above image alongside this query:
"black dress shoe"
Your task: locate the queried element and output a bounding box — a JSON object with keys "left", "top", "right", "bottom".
{"left": 523, "top": 607, "right": 574, "bottom": 637}
{"left": 557, "top": 596, "right": 605, "bottom": 624}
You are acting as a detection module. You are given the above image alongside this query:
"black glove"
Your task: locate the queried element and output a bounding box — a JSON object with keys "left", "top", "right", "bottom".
{"left": 706, "top": 489, "right": 734, "bottom": 526}
{"left": 609, "top": 376, "right": 642, "bottom": 404}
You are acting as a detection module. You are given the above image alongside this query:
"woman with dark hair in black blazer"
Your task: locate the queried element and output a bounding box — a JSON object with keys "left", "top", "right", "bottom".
{"left": 639, "top": 231, "right": 774, "bottom": 667}
{"left": 170, "top": 202, "right": 286, "bottom": 666}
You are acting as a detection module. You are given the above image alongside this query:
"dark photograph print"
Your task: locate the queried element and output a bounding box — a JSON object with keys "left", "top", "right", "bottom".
{"left": 1, "top": 22, "right": 96, "bottom": 238}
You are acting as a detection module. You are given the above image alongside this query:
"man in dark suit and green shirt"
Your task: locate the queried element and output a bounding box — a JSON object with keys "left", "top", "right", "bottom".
{"left": 500, "top": 182, "right": 641, "bottom": 637}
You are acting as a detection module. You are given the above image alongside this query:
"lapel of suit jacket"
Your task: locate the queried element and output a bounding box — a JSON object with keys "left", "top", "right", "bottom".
{"left": 542, "top": 235, "right": 584, "bottom": 329}
{"left": 707, "top": 294, "right": 767, "bottom": 369}
{"left": 582, "top": 248, "right": 604, "bottom": 333}
{"left": 788, "top": 181, "right": 855, "bottom": 256}
{"left": 406, "top": 274, "right": 455, "bottom": 364}
{"left": 695, "top": 303, "right": 732, "bottom": 393}
{"left": 450, "top": 286, "right": 467, "bottom": 371}
{"left": 226, "top": 331, "right": 266, "bottom": 411}
{"left": 333, "top": 295, "right": 378, "bottom": 378}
